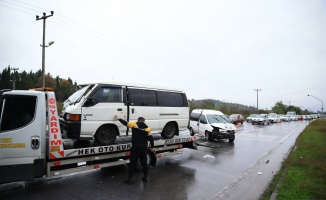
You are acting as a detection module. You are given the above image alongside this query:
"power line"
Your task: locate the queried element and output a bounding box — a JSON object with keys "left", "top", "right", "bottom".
{"left": 1, "top": 0, "right": 258, "bottom": 92}
{"left": 0, "top": 0, "right": 40, "bottom": 13}
{"left": 0, "top": 3, "right": 35, "bottom": 15}
{"left": 11, "top": 0, "right": 165, "bottom": 65}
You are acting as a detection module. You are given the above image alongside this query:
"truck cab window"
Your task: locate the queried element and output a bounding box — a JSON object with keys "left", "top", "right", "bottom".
{"left": 0, "top": 96, "right": 36, "bottom": 131}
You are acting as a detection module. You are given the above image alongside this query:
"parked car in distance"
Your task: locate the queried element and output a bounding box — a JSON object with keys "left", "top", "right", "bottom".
{"left": 229, "top": 114, "right": 244, "bottom": 125}
{"left": 289, "top": 115, "right": 298, "bottom": 121}
{"left": 252, "top": 114, "right": 270, "bottom": 125}
{"left": 268, "top": 113, "right": 280, "bottom": 123}
{"left": 278, "top": 115, "right": 291, "bottom": 122}
{"left": 189, "top": 109, "right": 236, "bottom": 142}
{"left": 302, "top": 115, "right": 311, "bottom": 120}
{"left": 246, "top": 114, "right": 258, "bottom": 123}
{"left": 298, "top": 115, "right": 303, "bottom": 121}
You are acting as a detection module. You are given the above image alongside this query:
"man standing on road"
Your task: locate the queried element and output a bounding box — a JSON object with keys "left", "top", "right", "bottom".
{"left": 114, "top": 115, "right": 154, "bottom": 185}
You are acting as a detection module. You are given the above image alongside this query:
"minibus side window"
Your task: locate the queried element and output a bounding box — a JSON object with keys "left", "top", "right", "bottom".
{"left": 129, "top": 89, "right": 157, "bottom": 106}
{"left": 157, "top": 91, "right": 184, "bottom": 107}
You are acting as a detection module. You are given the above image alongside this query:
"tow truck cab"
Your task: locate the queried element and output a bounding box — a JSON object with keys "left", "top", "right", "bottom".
{"left": 0, "top": 90, "right": 47, "bottom": 184}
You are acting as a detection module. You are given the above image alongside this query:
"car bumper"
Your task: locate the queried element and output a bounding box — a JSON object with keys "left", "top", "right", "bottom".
{"left": 59, "top": 118, "right": 81, "bottom": 139}
{"left": 211, "top": 130, "right": 235, "bottom": 139}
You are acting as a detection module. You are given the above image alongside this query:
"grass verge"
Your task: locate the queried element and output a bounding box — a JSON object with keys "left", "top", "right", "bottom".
{"left": 260, "top": 119, "right": 326, "bottom": 200}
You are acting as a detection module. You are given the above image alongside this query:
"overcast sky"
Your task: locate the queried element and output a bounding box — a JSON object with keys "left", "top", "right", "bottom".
{"left": 1, "top": 0, "right": 325, "bottom": 112}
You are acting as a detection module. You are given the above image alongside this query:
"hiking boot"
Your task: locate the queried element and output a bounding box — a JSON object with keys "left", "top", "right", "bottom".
{"left": 142, "top": 177, "right": 148, "bottom": 182}
{"left": 124, "top": 179, "right": 133, "bottom": 185}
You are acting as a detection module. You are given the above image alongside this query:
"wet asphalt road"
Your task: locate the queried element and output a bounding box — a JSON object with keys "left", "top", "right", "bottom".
{"left": 0, "top": 121, "right": 309, "bottom": 200}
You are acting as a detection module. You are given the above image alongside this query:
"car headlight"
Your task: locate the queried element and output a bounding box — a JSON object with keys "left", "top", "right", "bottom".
{"left": 65, "top": 113, "right": 81, "bottom": 121}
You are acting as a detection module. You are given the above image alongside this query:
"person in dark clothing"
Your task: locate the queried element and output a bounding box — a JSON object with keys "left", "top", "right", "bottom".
{"left": 114, "top": 115, "right": 154, "bottom": 184}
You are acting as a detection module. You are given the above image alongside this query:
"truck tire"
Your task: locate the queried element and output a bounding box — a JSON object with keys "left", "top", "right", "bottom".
{"left": 161, "top": 122, "right": 177, "bottom": 139}
{"left": 134, "top": 150, "right": 152, "bottom": 172}
{"left": 229, "top": 138, "right": 234, "bottom": 143}
{"left": 94, "top": 125, "right": 117, "bottom": 145}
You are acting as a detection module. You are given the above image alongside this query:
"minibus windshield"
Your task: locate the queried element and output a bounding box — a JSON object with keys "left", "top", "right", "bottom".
{"left": 63, "top": 85, "right": 92, "bottom": 109}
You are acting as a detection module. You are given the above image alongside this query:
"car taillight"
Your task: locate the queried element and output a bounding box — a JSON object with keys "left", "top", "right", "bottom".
{"left": 66, "top": 114, "right": 81, "bottom": 121}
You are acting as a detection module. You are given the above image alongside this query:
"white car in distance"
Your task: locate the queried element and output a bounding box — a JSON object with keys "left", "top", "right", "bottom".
{"left": 252, "top": 114, "right": 270, "bottom": 125}
{"left": 268, "top": 113, "right": 280, "bottom": 123}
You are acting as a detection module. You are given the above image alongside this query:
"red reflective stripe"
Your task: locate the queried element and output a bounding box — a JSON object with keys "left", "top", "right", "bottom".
{"left": 178, "top": 144, "right": 182, "bottom": 148}
{"left": 54, "top": 161, "right": 61, "bottom": 166}
{"left": 59, "top": 151, "right": 64, "bottom": 157}
{"left": 94, "top": 165, "right": 100, "bottom": 169}
{"left": 126, "top": 152, "right": 131, "bottom": 156}
{"left": 49, "top": 153, "right": 56, "bottom": 159}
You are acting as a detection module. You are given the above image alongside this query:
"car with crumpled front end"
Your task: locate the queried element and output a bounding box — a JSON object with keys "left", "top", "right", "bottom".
{"left": 189, "top": 109, "right": 236, "bottom": 142}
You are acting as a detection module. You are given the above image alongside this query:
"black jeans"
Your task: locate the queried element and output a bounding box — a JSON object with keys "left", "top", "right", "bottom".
{"left": 128, "top": 146, "right": 148, "bottom": 179}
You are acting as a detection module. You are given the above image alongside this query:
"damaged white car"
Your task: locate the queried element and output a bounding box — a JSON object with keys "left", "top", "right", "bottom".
{"left": 189, "top": 109, "right": 236, "bottom": 142}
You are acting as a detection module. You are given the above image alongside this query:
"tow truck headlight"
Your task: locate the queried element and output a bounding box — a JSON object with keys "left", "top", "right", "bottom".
{"left": 66, "top": 114, "right": 81, "bottom": 121}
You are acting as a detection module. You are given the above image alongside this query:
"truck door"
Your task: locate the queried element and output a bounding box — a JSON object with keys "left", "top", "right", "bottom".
{"left": 0, "top": 92, "right": 46, "bottom": 184}
{"left": 127, "top": 88, "right": 159, "bottom": 133}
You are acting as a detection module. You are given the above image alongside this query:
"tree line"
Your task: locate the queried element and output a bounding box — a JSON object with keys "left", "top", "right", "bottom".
{"left": 0, "top": 66, "right": 77, "bottom": 102}
{"left": 188, "top": 99, "right": 312, "bottom": 118}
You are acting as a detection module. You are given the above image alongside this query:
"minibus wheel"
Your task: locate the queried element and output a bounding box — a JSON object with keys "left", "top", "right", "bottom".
{"left": 161, "top": 122, "right": 176, "bottom": 139}
{"left": 94, "top": 125, "right": 117, "bottom": 145}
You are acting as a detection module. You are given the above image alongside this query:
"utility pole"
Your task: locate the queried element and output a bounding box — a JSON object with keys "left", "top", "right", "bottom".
{"left": 288, "top": 101, "right": 292, "bottom": 107}
{"left": 10, "top": 67, "right": 19, "bottom": 90}
{"left": 254, "top": 89, "right": 261, "bottom": 112}
{"left": 36, "top": 11, "right": 54, "bottom": 88}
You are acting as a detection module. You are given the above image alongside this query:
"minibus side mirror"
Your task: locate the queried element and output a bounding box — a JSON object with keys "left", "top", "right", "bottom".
{"left": 83, "top": 97, "right": 98, "bottom": 107}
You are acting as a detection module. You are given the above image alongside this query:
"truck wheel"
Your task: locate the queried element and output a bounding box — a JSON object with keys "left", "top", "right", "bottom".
{"left": 134, "top": 150, "right": 152, "bottom": 172}
{"left": 205, "top": 131, "right": 213, "bottom": 141}
{"left": 189, "top": 127, "right": 195, "bottom": 136}
{"left": 229, "top": 138, "right": 234, "bottom": 143}
{"left": 161, "top": 122, "right": 177, "bottom": 139}
{"left": 94, "top": 125, "right": 117, "bottom": 145}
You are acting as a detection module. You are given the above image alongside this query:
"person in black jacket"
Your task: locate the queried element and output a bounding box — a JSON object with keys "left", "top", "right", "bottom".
{"left": 114, "top": 115, "right": 154, "bottom": 184}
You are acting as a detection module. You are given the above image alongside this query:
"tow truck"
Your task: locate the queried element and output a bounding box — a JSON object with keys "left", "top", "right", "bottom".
{"left": 0, "top": 89, "right": 197, "bottom": 184}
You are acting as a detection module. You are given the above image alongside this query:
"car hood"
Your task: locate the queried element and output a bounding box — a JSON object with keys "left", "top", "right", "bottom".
{"left": 253, "top": 117, "right": 264, "bottom": 120}
{"left": 211, "top": 123, "right": 236, "bottom": 130}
